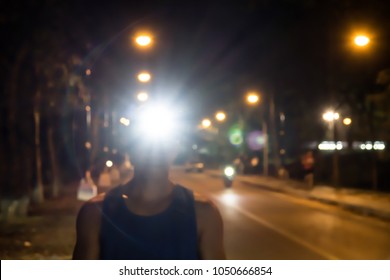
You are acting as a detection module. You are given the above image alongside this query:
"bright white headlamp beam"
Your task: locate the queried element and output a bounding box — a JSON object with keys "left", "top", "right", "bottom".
{"left": 134, "top": 104, "right": 179, "bottom": 142}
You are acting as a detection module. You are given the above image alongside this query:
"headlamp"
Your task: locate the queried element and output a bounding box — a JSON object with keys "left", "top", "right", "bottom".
{"left": 130, "top": 103, "right": 182, "bottom": 144}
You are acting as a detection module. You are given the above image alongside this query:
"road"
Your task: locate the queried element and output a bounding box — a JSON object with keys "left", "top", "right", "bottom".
{"left": 169, "top": 167, "right": 390, "bottom": 260}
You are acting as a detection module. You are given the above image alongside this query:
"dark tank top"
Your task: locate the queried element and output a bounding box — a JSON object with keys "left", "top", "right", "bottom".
{"left": 99, "top": 184, "right": 199, "bottom": 260}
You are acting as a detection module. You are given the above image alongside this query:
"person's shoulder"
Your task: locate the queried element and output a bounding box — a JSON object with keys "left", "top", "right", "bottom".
{"left": 86, "top": 192, "right": 106, "bottom": 206}
{"left": 193, "top": 191, "right": 225, "bottom": 259}
{"left": 193, "top": 192, "right": 221, "bottom": 219}
{"left": 77, "top": 193, "right": 106, "bottom": 220}
{"left": 174, "top": 185, "right": 221, "bottom": 218}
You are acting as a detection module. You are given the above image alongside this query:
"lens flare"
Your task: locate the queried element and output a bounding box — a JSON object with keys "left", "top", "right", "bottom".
{"left": 247, "top": 130, "right": 265, "bottom": 150}
{"left": 228, "top": 126, "right": 243, "bottom": 146}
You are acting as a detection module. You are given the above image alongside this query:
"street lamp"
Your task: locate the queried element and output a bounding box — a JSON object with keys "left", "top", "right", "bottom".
{"left": 343, "top": 117, "right": 352, "bottom": 126}
{"left": 246, "top": 92, "right": 260, "bottom": 104}
{"left": 215, "top": 111, "right": 226, "bottom": 122}
{"left": 119, "top": 117, "right": 130, "bottom": 126}
{"left": 322, "top": 109, "right": 340, "bottom": 185}
{"left": 322, "top": 111, "right": 339, "bottom": 122}
{"left": 354, "top": 35, "right": 370, "bottom": 47}
{"left": 137, "top": 92, "right": 149, "bottom": 102}
{"left": 135, "top": 34, "right": 153, "bottom": 47}
{"left": 246, "top": 92, "right": 269, "bottom": 176}
{"left": 201, "top": 118, "right": 212, "bottom": 129}
{"left": 137, "top": 72, "right": 151, "bottom": 83}
{"left": 322, "top": 110, "right": 339, "bottom": 138}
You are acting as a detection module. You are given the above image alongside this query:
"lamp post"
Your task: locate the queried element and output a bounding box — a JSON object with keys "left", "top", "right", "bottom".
{"left": 246, "top": 92, "right": 269, "bottom": 176}
{"left": 322, "top": 110, "right": 340, "bottom": 185}
{"left": 324, "top": 31, "right": 371, "bottom": 186}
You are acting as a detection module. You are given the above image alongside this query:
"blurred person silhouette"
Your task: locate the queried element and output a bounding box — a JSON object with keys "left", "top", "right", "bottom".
{"left": 72, "top": 104, "right": 225, "bottom": 260}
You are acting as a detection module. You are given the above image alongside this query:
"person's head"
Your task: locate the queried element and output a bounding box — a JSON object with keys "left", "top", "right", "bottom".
{"left": 126, "top": 103, "right": 182, "bottom": 174}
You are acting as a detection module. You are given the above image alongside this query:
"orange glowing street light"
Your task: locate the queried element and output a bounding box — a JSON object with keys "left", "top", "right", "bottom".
{"left": 215, "top": 111, "right": 226, "bottom": 122}
{"left": 354, "top": 35, "right": 370, "bottom": 47}
{"left": 343, "top": 117, "right": 352, "bottom": 126}
{"left": 246, "top": 92, "right": 260, "bottom": 105}
{"left": 134, "top": 34, "right": 153, "bottom": 48}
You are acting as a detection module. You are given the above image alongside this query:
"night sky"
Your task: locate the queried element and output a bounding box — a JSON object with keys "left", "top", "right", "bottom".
{"left": 2, "top": 0, "right": 390, "bottom": 134}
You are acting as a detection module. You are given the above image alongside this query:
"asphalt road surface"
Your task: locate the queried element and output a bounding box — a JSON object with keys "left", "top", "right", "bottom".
{"left": 170, "top": 167, "right": 390, "bottom": 260}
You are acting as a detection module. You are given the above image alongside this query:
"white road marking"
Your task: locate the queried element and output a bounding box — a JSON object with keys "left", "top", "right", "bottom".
{"left": 214, "top": 194, "right": 339, "bottom": 260}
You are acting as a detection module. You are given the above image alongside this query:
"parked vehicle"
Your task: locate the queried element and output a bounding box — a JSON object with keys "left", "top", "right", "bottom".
{"left": 185, "top": 160, "right": 204, "bottom": 173}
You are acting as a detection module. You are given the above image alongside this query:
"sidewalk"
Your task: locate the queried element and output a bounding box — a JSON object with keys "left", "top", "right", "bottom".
{"left": 207, "top": 169, "right": 390, "bottom": 221}
{"left": 0, "top": 170, "right": 129, "bottom": 260}
{"left": 0, "top": 182, "right": 83, "bottom": 259}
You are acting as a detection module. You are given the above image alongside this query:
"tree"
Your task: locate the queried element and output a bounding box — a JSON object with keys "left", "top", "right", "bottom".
{"left": 0, "top": 1, "right": 92, "bottom": 217}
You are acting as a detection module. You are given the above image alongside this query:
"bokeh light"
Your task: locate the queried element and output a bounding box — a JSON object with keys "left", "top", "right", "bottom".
{"left": 215, "top": 111, "right": 226, "bottom": 121}
{"left": 137, "top": 92, "right": 149, "bottom": 102}
{"left": 137, "top": 72, "right": 151, "bottom": 82}
{"left": 119, "top": 117, "right": 130, "bottom": 126}
{"left": 354, "top": 35, "right": 370, "bottom": 47}
{"left": 247, "top": 130, "right": 265, "bottom": 150}
{"left": 343, "top": 118, "right": 352, "bottom": 126}
{"left": 135, "top": 35, "right": 152, "bottom": 47}
{"left": 246, "top": 93, "right": 260, "bottom": 104}
{"left": 228, "top": 126, "right": 243, "bottom": 146}
{"left": 201, "top": 118, "right": 211, "bottom": 128}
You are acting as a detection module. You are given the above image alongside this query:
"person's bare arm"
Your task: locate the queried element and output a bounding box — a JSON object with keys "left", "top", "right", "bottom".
{"left": 72, "top": 198, "right": 103, "bottom": 260}
{"left": 196, "top": 197, "right": 226, "bottom": 260}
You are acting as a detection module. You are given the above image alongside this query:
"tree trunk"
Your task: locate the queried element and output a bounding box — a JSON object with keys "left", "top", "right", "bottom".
{"left": 1, "top": 45, "right": 34, "bottom": 218}
{"left": 48, "top": 124, "right": 61, "bottom": 198}
{"left": 32, "top": 98, "right": 45, "bottom": 204}
{"left": 5, "top": 46, "right": 29, "bottom": 197}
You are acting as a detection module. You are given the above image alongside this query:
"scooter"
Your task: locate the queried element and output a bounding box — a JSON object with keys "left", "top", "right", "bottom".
{"left": 223, "top": 165, "right": 236, "bottom": 188}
